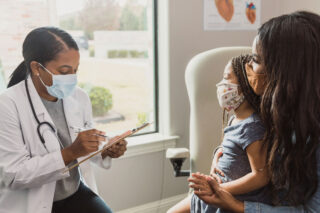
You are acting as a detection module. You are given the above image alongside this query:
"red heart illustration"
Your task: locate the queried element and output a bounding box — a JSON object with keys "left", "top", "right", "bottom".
{"left": 215, "top": 0, "right": 234, "bottom": 22}
{"left": 246, "top": 3, "right": 256, "bottom": 24}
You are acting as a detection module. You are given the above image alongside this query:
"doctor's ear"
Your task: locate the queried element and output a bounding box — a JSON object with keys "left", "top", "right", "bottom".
{"left": 29, "top": 61, "right": 41, "bottom": 76}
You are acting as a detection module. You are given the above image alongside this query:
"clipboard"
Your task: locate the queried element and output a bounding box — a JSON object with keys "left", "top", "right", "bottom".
{"left": 64, "top": 122, "right": 152, "bottom": 173}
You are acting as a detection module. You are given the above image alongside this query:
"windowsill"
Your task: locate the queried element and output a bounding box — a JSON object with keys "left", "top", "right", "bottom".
{"left": 122, "top": 133, "right": 179, "bottom": 158}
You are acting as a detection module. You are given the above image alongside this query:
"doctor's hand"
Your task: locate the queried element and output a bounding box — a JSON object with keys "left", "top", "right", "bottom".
{"left": 62, "top": 129, "right": 106, "bottom": 165}
{"left": 101, "top": 136, "right": 127, "bottom": 159}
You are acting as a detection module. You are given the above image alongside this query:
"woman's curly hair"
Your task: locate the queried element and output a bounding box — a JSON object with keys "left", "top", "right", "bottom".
{"left": 258, "top": 11, "right": 320, "bottom": 205}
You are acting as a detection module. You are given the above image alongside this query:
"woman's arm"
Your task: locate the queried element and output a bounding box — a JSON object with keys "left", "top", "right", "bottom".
{"left": 244, "top": 146, "right": 320, "bottom": 213}
{"left": 244, "top": 185, "right": 320, "bottom": 212}
{"left": 193, "top": 146, "right": 320, "bottom": 213}
{"left": 191, "top": 176, "right": 245, "bottom": 213}
{"left": 0, "top": 97, "right": 69, "bottom": 190}
{"left": 188, "top": 141, "right": 269, "bottom": 196}
{"left": 220, "top": 140, "right": 269, "bottom": 195}
{"left": 244, "top": 202, "right": 306, "bottom": 213}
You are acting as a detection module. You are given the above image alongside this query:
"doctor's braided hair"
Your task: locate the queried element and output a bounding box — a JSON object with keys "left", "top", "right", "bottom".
{"left": 7, "top": 27, "right": 78, "bottom": 88}
{"left": 231, "top": 54, "right": 261, "bottom": 113}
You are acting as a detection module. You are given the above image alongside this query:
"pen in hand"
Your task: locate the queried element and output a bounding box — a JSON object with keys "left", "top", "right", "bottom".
{"left": 64, "top": 123, "right": 152, "bottom": 173}
{"left": 71, "top": 126, "right": 108, "bottom": 138}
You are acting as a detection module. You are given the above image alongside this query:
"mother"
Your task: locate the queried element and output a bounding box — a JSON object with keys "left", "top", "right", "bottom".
{"left": 192, "top": 10, "right": 320, "bottom": 212}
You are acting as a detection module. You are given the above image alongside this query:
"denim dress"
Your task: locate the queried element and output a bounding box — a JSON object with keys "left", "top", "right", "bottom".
{"left": 191, "top": 113, "right": 271, "bottom": 213}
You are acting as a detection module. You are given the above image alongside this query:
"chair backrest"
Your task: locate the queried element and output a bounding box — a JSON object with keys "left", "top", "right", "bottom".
{"left": 185, "top": 46, "right": 252, "bottom": 174}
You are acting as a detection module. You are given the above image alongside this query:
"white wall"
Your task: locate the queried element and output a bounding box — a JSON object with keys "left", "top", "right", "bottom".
{"left": 278, "top": 0, "right": 320, "bottom": 14}
{"left": 94, "top": 1, "right": 320, "bottom": 212}
{"left": 167, "top": 0, "right": 281, "bottom": 151}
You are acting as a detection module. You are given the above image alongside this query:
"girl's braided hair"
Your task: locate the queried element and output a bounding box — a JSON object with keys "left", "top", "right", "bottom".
{"left": 221, "top": 54, "right": 261, "bottom": 141}
{"left": 231, "top": 54, "right": 261, "bottom": 113}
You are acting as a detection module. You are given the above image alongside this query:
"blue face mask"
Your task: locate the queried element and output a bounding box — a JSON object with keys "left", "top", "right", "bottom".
{"left": 38, "top": 63, "right": 77, "bottom": 99}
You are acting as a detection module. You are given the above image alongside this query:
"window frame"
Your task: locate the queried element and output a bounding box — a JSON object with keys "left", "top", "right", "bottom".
{"left": 130, "top": 0, "right": 159, "bottom": 137}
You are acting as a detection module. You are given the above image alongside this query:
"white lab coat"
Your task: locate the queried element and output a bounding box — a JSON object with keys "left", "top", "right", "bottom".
{"left": 0, "top": 77, "right": 112, "bottom": 213}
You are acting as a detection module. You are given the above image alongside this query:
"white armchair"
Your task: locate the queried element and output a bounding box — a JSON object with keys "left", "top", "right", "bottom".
{"left": 166, "top": 47, "right": 252, "bottom": 176}
{"left": 185, "top": 46, "right": 252, "bottom": 174}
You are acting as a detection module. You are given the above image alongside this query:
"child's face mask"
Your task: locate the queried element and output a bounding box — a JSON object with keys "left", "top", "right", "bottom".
{"left": 216, "top": 81, "right": 245, "bottom": 111}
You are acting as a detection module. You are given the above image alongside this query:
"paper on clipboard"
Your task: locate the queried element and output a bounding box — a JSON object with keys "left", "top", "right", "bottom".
{"left": 64, "top": 122, "right": 152, "bottom": 173}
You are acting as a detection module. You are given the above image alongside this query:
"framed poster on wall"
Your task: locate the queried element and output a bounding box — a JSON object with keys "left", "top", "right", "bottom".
{"left": 204, "top": 0, "right": 261, "bottom": 30}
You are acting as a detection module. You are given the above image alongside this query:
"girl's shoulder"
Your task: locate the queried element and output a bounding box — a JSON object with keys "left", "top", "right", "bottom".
{"left": 225, "top": 113, "right": 265, "bottom": 150}
{"left": 227, "top": 112, "right": 263, "bottom": 128}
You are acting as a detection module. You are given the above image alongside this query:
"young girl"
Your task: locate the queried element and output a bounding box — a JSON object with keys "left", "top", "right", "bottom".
{"left": 188, "top": 54, "right": 270, "bottom": 213}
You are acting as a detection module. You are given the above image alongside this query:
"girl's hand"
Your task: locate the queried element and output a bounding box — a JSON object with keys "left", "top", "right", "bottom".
{"left": 195, "top": 176, "right": 244, "bottom": 213}
{"left": 210, "top": 148, "right": 224, "bottom": 183}
{"left": 188, "top": 172, "right": 214, "bottom": 196}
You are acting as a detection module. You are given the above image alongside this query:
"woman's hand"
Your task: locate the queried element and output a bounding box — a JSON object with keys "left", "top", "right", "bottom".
{"left": 101, "top": 136, "right": 127, "bottom": 159}
{"left": 210, "top": 148, "right": 224, "bottom": 183}
{"left": 195, "top": 176, "right": 245, "bottom": 213}
{"left": 188, "top": 172, "right": 214, "bottom": 196}
{"left": 62, "top": 129, "right": 106, "bottom": 165}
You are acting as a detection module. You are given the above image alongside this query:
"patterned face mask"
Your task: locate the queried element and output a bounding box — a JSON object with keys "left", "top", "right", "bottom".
{"left": 216, "top": 81, "right": 245, "bottom": 111}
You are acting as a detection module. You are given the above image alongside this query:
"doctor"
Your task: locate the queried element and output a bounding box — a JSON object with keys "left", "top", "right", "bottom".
{"left": 0, "top": 27, "right": 127, "bottom": 213}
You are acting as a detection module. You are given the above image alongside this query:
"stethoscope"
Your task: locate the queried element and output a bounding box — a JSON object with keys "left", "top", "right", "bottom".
{"left": 25, "top": 79, "right": 57, "bottom": 151}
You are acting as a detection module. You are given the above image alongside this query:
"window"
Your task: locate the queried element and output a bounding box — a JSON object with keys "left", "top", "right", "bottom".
{"left": 0, "top": 0, "right": 158, "bottom": 135}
